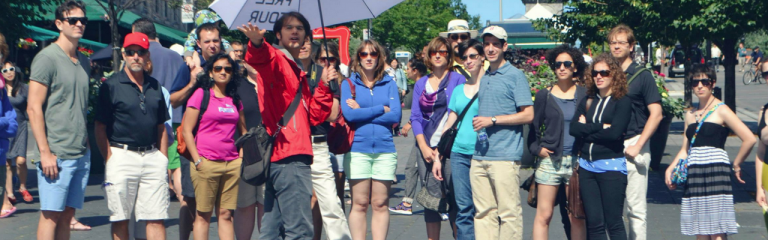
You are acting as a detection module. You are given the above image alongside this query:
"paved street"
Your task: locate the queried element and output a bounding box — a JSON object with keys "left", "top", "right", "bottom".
{"left": 2, "top": 73, "right": 768, "bottom": 239}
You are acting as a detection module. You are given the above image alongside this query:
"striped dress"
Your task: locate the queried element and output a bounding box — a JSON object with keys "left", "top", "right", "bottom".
{"left": 681, "top": 122, "right": 738, "bottom": 235}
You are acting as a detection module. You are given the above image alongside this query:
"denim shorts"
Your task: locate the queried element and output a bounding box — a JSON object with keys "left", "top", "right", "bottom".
{"left": 37, "top": 150, "right": 91, "bottom": 211}
{"left": 535, "top": 155, "right": 573, "bottom": 185}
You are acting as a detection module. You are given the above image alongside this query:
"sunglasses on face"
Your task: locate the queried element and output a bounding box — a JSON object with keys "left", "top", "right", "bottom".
{"left": 359, "top": 51, "right": 379, "bottom": 58}
{"left": 318, "top": 57, "right": 337, "bottom": 64}
{"left": 690, "top": 78, "right": 713, "bottom": 88}
{"left": 591, "top": 70, "right": 611, "bottom": 77}
{"left": 1, "top": 67, "right": 14, "bottom": 73}
{"left": 213, "top": 66, "right": 233, "bottom": 74}
{"left": 430, "top": 50, "right": 449, "bottom": 57}
{"left": 61, "top": 17, "right": 87, "bottom": 26}
{"left": 124, "top": 49, "right": 149, "bottom": 57}
{"left": 552, "top": 61, "right": 573, "bottom": 69}
{"left": 450, "top": 34, "right": 469, "bottom": 41}
{"left": 460, "top": 54, "right": 480, "bottom": 61}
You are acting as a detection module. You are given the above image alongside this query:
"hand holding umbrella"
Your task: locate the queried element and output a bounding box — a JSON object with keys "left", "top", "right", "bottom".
{"left": 237, "top": 23, "right": 267, "bottom": 46}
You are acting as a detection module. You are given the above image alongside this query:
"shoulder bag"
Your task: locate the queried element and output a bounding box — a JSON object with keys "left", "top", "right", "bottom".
{"left": 671, "top": 102, "right": 723, "bottom": 187}
{"left": 436, "top": 92, "right": 478, "bottom": 157}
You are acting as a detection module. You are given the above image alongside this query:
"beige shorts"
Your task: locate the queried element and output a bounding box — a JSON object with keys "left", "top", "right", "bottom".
{"left": 104, "top": 147, "right": 169, "bottom": 222}
{"left": 190, "top": 157, "right": 242, "bottom": 212}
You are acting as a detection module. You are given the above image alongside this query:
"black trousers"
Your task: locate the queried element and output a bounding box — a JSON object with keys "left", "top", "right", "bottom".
{"left": 579, "top": 168, "right": 627, "bottom": 240}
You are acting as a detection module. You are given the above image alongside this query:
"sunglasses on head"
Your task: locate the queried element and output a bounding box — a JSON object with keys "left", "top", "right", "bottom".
{"left": 61, "top": 17, "right": 87, "bottom": 26}
{"left": 460, "top": 53, "right": 480, "bottom": 61}
{"left": 1, "top": 67, "right": 14, "bottom": 73}
{"left": 591, "top": 70, "right": 611, "bottom": 77}
{"left": 213, "top": 66, "right": 233, "bottom": 74}
{"left": 359, "top": 51, "right": 379, "bottom": 58}
{"left": 430, "top": 50, "right": 449, "bottom": 57}
{"left": 552, "top": 61, "right": 573, "bottom": 69}
{"left": 690, "top": 78, "right": 713, "bottom": 88}
{"left": 318, "top": 57, "right": 337, "bottom": 63}
{"left": 450, "top": 34, "right": 469, "bottom": 41}
{"left": 124, "top": 49, "right": 148, "bottom": 57}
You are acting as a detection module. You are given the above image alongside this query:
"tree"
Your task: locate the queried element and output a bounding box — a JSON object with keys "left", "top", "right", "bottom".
{"left": 349, "top": 0, "right": 480, "bottom": 53}
{"left": 94, "top": 0, "right": 143, "bottom": 72}
{"left": 1, "top": 0, "right": 64, "bottom": 42}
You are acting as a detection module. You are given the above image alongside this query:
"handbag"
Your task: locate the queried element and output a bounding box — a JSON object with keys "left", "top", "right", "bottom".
{"left": 236, "top": 82, "right": 303, "bottom": 186}
{"left": 671, "top": 102, "right": 723, "bottom": 187}
{"left": 567, "top": 164, "right": 586, "bottom": 219}
{"left": 415, "top": 171, "right": 449, "bottom": 213}
{"left": 436, "top": 93, "right": 478, "bottom": 157}
{"left": 176, "top": 88, "right": 211, "bottom": 160}
{"left": 521, "top": 87, "right": 551, "bottom": 208}
{"left": 328, "top": 79, "right": 356, "bottom": 154}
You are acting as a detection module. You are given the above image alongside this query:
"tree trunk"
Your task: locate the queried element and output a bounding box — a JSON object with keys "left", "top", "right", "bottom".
{"left": 110, "top": 3, "right": 120, "bottom": 73}
{"left": 682, "top": 42, "right": 692, "bottom": 107}
{"left": 721, "top": 37, "right": 737, "bottom": 111}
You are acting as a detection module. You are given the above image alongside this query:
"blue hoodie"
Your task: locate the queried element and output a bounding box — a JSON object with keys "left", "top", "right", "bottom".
{"left": 341, "top": 73, "right": 402, "bottom": 154}
{"left": 0, "top": 88, "right": 17, "bottom": 166}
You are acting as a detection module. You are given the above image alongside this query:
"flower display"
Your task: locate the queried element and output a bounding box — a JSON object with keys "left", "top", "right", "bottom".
{"left": 517, "top": 54, "right": 557, "bottom": 99}
{"left": 17, "top": 38, "right": 37, "bottom": 49}
{"left": 78, "top": 46, "right": 94, "bottom": 57}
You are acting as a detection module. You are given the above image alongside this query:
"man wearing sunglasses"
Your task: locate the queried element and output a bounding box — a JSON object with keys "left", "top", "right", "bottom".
{"left": 28, "top": 1, "right": 93, "bottom": 240}
{"left": 607, "top": 24, "right": 663, "bottom": 240}
{"left": 94, "top": 32, "right": 170, "bottom": 240}
{"left": 440, "top": 19, "right": 484, "bottom": 79}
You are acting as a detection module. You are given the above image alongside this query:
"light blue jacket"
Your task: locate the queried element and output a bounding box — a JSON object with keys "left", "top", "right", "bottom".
{"left": 341, "top": 73, "right": 401, "bottom": 154}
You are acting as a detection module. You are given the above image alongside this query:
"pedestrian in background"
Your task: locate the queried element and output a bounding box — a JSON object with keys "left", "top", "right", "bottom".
{"left": 0, "top": 32, "right": 19, "bottom": 219}
{"left": 3, "top": 60, "right": 30, "bottom": 209}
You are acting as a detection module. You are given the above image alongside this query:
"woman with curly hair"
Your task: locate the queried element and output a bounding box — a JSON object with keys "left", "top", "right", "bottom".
{"left": 530, "top": 45, "right": 587, "bottom": 240}
{"left": 570, "top": 53, "right": 632, "bottom": 240}
{"left": 181, "top": 53, "right": 243, "bottom": 240}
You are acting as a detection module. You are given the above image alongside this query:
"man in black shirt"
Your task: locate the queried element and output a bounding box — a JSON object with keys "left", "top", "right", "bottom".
{"left": 94, "top": 32, "right": 170, "bottom": 240}
{"left": 608, "top": 24, "right": 663, "bottom": 240}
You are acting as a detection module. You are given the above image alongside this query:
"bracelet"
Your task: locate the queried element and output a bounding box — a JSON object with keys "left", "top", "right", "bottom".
{"left": 732, "top": 167, "right": 741, "bottom": 172}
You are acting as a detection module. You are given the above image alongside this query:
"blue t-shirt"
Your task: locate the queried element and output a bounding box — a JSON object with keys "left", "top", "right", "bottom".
{"left": 474, "top": 62, "right": 533, "bottom": 161}
{"left": 738, "top": 47, "right": 747, "bottom": 57}
{"left": 579, "top": 157, "right": 628, "bottom": 174}
{"left": 553, "top": 95, "right": 577, "bottom": 155}
{"left": 447, "top": 84, "right": 479, "bottom": 155}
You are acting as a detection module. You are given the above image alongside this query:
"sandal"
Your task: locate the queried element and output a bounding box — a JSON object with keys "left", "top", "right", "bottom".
{"left": 20, "top": 190, "right": 33, "bottom": 203}
{"left": 0, "top": 207, "right": 16, "bottom": 218}
{"left": 70, "top": 219, "right": 92, "bottom": 231}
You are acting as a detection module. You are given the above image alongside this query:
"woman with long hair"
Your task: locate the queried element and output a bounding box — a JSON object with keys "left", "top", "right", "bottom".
{"left": 411, "top": 36, "right": 465, "bottom": 240}
{"left": 665, "top": 64, "right": 754, "bottom": 238}
{"left": 3, "top": 61, "right": 29, "bottom": 205}
{"left": 341, "top": 39, "right": 401, "bottom": 240}
{"left": 531, "top": 45, "right": 587, "bottom": 240}
{"left": 0, "top": 32, "right": 19, "bottom": 219}
{"left": 181, "top": 53, "right": 243, "bottom": 240}
{"left": 570, "top": 53, "right": 632, "bottom": 240}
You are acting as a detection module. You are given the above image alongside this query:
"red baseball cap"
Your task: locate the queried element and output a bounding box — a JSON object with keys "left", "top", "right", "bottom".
{"left": 123, "top": 32, "right": 149, "bottom": 49}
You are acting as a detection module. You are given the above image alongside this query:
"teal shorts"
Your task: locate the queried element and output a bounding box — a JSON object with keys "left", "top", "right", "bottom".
{"left": 167, "top": 123, "right": 181, "bottom": 170}
{"left": 344, "top": 152, "right": 397, "bottom": 181}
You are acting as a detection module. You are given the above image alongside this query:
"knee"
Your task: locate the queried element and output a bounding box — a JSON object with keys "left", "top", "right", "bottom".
{"left": 351, "top": 200, "right": 369, "bottom": 212}
{"left": 16, "top": 158, "right": 25, "bottom": 166}
{"left": 370, "top": 199, "right": 388, "bottom": 211}
{"left": 218, "top": 209, "right": 233, "bottom": 221}
{"left": 112, "top": 220, "right": 129, "bottom": 228}
{"left": 196, "top": 211, "right": 213, "bottom": 222}
{"left": 534, "top": 211, "right": 553, "bottom": 225}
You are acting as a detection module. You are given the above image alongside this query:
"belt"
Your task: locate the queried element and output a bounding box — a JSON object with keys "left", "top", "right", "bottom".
{"left": 110, "top": 142, "right": 155, "bottom": 152}
{"left": 311, "top": 135, "right": 326, "bottom": 143}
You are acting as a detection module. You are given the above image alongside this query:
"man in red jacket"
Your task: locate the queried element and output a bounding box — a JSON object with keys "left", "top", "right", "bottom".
{"left": 239, "top": 12, "right": 335, "bottom": 239}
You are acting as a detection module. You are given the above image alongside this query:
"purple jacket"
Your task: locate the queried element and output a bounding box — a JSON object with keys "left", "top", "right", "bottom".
{"left": 410, "top": 71, "right": 466, "bottom": 142}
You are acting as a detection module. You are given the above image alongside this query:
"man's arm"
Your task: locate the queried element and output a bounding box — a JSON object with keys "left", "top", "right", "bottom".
{"left": 170, "top": 65, "right": 200, "bottom": 108}
{"left": 157, "top": 124, "right": 168, "bottom": 157}
{"left": 27, "top": 81, "right": 59, "bottom": 178}
{"left": 94, "top": 121, "right": 111, "bottom": 161}
{"left": 625, "top": 74, "right": 664, "bottom": 158}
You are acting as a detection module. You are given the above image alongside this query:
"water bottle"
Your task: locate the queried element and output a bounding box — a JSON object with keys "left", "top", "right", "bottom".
{"left": 475, "top": 115, "right": 488, "bottom": 143}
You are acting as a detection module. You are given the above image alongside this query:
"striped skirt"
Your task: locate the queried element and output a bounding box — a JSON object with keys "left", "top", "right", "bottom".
{"left": 681, "top": 146, "right": 738, "bottom": 236}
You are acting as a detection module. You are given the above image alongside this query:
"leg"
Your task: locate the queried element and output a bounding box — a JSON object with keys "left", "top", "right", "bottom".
{"left": 216, "top": 208, "right": 235, "bottom": 240}
{"left": 16, "top": 157, "right": 28, "bottom": 193}
{"left": 598, "top": 171, "right": 628, "bottom": 240}
{"left": 170, "top": 168, "right": 183, "bottom": 202}
{"left": 348, "top": 179, "right": 372, "bottom": 240}
{"left": 145, "top": 220, "right": 166, "bottom": 240}
{"left": 425, "top": 221, "right": 441, "bottom": 240}
{"left": 271, "top": 157, "right": 314, "bottom": 239}
{"left": 179, "top": 155, "right": 196, "bottom": 240}
{"left": 4, "top": 160, "right": 11, "bottom": 199}
{"left": 1, "top": 165, "right": 10, "bottom": 213}
{"left": 311, "top": 143, "right": 352, "bottom": 240}
{"left": 311, "top": 191, "right": 322, "bottom": 240}
{"left": 335, "top": 172, "right": 346, "bottom": 213}
{"left": 558, "top": 183, "right": 572, "bottom": 240}
{"left": 190, "top": 158, "right": 223, "bottom": 240}
{"left": 215, "top": 158, "right": 241, "bottom": 240}
{"left": 370, "top": 180, "right": 392, "bottom": 240}
{"left": 193, "top": 211, "right": 212, "bottom": 240}
{"left": 579, "top": 168, "right": 606, "bottom": 240}
{"left": 56, "top": 208, "right": 77, "bottom": 240}
{"left": 449, "top": 152, "right": 475, "bottom": 240}
{"left": 38, "top": 210, "right": 63, "bottom": 240}
{"left": 565, "top": 183, "right": 585, "bottom": 240}
{"left": 234, "top": 203, "right": 256, "bottom": 240}
{"left": 625, "top": 138, "right": 650, "bottom": 240}
{"left": 532, "top": 184, "right": 559, "bottom": 240}
{"left": 470, "top": 160, "right": 498, "bottom": 240}
{"left": 111, "top": 220, "right": 130, "bottom": 240}
{"left": 259, "top": 173, "right": 283, "bottom": 240}
{"left": 402, "top": 144, "right": 419, "bottom": 204}
{"left": 490, "top": 161, "right": 523, "bottom": 239}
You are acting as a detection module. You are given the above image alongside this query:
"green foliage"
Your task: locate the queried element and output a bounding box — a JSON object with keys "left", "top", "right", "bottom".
{"left": 1, "top": 0, "right": 64, "bottom": 41}
{"left": 744, "top": 29, "right": 768, "bottom": 52}
{"left": 350, "top": 0, "right": 480, "bottom": 53}
{"left": 654, "top": 72, "right": 685, "bottom": 120}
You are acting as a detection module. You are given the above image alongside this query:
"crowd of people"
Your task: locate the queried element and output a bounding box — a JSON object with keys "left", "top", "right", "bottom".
{"left": 0, "top": 1, "right": 766, "bottom": 240}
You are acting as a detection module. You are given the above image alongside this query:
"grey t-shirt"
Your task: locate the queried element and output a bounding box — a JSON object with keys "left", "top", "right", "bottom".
{"left": 28, "top": 43, "right": 91, "bottom": 160}
{"left": 474, "top": 61, "right": 533, "bottom": 161}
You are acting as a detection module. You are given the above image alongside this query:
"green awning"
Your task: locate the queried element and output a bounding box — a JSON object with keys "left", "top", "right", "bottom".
{"left": 41, "top": 0, "right": 187, "bottom": 44}
{"left": 506, "top": 36, "right": 561, "bottom": 50}
{"left": 24, "top": 24, "right": 108, "bottom": 50}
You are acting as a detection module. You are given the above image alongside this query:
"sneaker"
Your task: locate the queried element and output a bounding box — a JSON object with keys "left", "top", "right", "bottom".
{"left": 388, "top": 202, "right": 413, "bottom": 215}
{"left": 440, "top": 213, "right": 449, "bottom": 221}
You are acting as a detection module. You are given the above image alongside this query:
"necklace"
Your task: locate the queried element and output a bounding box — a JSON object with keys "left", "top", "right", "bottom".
{"left": 694, "top": 98, "right": 714, "bottom": 122}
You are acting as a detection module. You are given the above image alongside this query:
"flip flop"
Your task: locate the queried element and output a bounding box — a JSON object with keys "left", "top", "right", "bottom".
{"left": 0, "top": 207, "right": 16, "bottom": 218}
{"left": 70, "top": 220, "right": 92, "bottom": 231}
{"left": 20, "top": 190, "right": 33, "bottom": 203}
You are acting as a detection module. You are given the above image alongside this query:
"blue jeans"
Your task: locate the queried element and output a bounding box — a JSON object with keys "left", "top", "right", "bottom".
{"left": 37, "top": 150, "right": 91, "bottom": 211}
{"left": 260, "top": 155, "right": 314, "bottom": 239}
{"left": 450, "top": 152, "right": 475, "bottom": 240}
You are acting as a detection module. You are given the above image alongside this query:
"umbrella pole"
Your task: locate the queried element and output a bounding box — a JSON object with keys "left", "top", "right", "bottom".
{"left": 317, "top": 0, "right": 331, "bottom": 68}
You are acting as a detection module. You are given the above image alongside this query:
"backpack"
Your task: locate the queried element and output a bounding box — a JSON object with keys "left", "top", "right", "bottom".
{"left": 176, "top": 89, "right": 210, "bottom": 160}
{"left": 328, "top": 79, "right": 356, "bottom": 154}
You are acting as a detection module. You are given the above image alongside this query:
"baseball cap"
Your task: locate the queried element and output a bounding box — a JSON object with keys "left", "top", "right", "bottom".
{"left": 481, "top": 26, "right": 507, "bottom": 42}
{"left": 123, "top": 32, "right": 149, "bottom": 49}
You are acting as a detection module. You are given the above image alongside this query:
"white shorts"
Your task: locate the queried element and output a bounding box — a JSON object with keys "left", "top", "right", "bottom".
{"left": 104, "top": 146, "right": 169, "bottom": 222}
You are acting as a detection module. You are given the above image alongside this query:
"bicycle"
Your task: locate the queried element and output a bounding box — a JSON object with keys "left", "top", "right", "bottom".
{"left": 743, "top": 64, "right": 765, "bottom": 85}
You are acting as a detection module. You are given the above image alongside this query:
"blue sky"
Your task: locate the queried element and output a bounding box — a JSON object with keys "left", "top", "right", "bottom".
{"left": 463, "top": 0, "right": 526, "bottom": 25}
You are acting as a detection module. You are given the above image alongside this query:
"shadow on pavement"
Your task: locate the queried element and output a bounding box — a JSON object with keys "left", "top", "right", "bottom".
{"left": 79, "top": 215, "right": 110, "bottom": 227}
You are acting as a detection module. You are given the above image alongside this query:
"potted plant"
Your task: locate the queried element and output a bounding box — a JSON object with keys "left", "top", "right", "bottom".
{"left": 650, "top": 71, "right": 685, "bottom": 170}
{"left": 78, "top": 46, "right": 94, "bottom": 58}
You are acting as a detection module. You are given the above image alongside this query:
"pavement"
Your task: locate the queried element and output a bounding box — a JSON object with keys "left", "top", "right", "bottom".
{"left": 2, "top": 68, "right": 768, "bottom": 239}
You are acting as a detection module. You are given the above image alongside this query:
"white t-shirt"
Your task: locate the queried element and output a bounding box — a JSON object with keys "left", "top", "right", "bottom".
{"left": 711, "top": 47, "right": 722, "bottom": 58}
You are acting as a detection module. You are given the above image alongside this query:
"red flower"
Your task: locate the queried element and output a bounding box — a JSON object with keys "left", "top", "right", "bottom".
{"left": 540, "top": 56, "right": 545, "bottom": 60}
{"left": 25, "top": 38, "right": 34, "bottom": 43}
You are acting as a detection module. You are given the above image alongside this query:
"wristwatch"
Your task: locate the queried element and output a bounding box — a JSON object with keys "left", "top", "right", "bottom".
{"left": 195, "top": 159, "right": 202, "bottom": 167}
{"left": 491, "top": 116, "right": 497, "bottom": 126}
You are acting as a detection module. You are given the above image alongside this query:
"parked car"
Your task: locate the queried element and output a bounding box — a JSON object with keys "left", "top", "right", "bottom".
{"left": 667, "top": 45, "right": 706, "bottom": 78}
